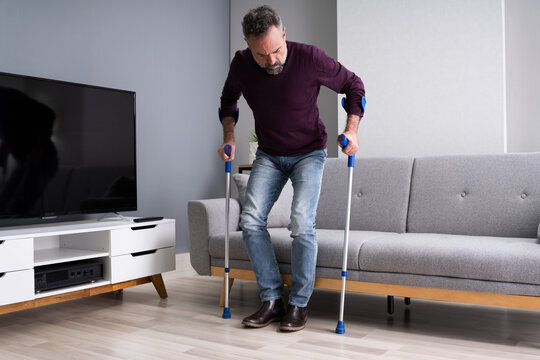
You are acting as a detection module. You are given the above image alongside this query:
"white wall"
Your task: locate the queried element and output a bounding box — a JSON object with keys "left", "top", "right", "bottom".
{"left": 505, "top": 0, "right": 540, "bottom": 153}
{"left": 337, "top": 0, "right": 505, "bottom": 158}
{"left": 229, "top": 0, "right": 339, "bottom": 163}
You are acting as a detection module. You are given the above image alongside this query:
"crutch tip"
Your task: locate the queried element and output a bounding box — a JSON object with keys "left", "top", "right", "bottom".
{"left": 222, "top": 307, "right": 231, "bottom": 319}
{"left": 335, "top": 320, "right": 345, "bottom": 334}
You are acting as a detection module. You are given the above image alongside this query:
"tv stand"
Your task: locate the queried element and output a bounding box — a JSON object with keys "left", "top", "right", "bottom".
{"left": 0, "top": 218, "right": 176, "bottom": 315}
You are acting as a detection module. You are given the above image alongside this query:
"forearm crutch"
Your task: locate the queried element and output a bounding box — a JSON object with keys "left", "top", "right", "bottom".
{"left": 222, "top": 142, "right": 232, "bottom": 319}
{"left": 335, "top": 133, "right": 355, "bottom": 334}
{"left": 218, "top": 108, "right": 238, "bottom": 319}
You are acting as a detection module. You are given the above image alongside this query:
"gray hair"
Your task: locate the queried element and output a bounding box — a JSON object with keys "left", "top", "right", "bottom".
{"left": 242, "top": 5, "right": 283, "bottom": 38}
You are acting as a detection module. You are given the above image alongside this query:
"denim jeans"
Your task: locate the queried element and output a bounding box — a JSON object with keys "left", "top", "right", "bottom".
{"left": 240, "top": 148, "right": 327, "bottom": 307}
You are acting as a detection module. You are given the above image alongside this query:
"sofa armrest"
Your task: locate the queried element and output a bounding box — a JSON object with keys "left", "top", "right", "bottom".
{"left": 188, "top": 198, "right": 241, "bottom": 275}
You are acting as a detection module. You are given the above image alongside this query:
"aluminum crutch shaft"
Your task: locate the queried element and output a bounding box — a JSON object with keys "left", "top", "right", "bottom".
{"left": 336, "top": 134, "right": 355, "bottom": 334}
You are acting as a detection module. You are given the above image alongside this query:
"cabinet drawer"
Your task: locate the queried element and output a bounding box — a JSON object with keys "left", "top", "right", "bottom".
{"left": 0, "top": 269, "right": 35, "bottom": 306}
{"left": 110, "top": 222, "right": 175, "bottom": 256}
{"left": 0, "top": 238, "right": 33, "bottom": 273}
{"left": 110, "top": 246, "right": 175, "bottom": 283}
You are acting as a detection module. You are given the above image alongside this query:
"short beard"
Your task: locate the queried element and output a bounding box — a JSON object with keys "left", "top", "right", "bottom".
{"left": 264, "top": 62, "right": 284, "bottom": 75}
{"left": 258, "top": 50, "right": 287, "bottom": 75}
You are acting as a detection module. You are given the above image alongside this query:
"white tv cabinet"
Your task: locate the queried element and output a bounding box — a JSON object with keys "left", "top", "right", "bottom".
{"left": 0, "top": 218, "right": 175, "bottom": 315}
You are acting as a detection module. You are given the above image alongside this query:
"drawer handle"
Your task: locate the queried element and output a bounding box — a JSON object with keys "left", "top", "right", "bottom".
{"left": 131, "top": 249, "right": 157, "bottom": 257}
{"left": 131, "top": 225, "right": 157, "bottom": 231}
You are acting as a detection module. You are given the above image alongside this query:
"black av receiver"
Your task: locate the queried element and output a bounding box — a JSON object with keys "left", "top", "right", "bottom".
{"left": 35, "top": 260, "right": 104, "bottom": 293}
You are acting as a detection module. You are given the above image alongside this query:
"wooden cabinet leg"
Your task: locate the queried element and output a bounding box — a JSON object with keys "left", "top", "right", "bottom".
{"left": 219, "top": 277, "right": 235, "bottom": 307}
{"left": 150, "top": 274, "right": 168, "bottom": 299}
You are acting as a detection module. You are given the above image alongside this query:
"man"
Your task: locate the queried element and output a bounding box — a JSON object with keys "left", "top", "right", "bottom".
{"left": 218, "top": 5, "right": 365, "bottom": 332}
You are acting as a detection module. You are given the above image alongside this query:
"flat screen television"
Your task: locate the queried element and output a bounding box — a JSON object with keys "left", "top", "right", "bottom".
{"left": 0, "top": 72, "right": 136, "bottom": 220}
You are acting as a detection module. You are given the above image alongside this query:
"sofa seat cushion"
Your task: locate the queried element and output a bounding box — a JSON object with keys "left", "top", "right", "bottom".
{"left": 209, "top": 228, "right": 290, "bottom": 264}
{"left": 315, "top": 229, "right": 397, "bottom": 269}
{"left": 209, "top": 228, "right": 397, "bottom": 270}
{"left": 358, "top": 233, "right": 540, "bottom": 285}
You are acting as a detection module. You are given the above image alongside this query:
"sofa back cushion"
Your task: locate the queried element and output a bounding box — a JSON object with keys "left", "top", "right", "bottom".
{"left": 407, "top": 153, "right": 540, "bottom": 238}
{"left": 316, "top": 157, "right": 414, "bottom": 232}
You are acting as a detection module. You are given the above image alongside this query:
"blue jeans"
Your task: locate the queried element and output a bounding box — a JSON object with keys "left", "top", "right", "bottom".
{"left": 240, "top": 148, "right": 327, "bottom": 307}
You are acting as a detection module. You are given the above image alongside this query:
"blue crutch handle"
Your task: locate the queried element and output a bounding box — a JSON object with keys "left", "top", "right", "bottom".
{"left": 337, "top": 134, "right": 355, "bottom": 167}
{"left": 337, "top": 134, "right": 349, "bottom": 148}
{"left": 224, "top": 144, "right": 232, "bottom": 173}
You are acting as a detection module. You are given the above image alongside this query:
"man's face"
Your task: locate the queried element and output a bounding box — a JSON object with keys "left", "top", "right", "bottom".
{"left": 246, "top": 25, "right": 287, "bottom": 75}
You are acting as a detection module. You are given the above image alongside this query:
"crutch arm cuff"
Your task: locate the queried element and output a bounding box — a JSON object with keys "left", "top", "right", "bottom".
{"left": 218, "top": 108, "right": 239, "bottom": 125}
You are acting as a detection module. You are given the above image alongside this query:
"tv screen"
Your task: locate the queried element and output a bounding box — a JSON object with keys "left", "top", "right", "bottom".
{"left": 0, "top": 72, "right": 136, "bottom": 219}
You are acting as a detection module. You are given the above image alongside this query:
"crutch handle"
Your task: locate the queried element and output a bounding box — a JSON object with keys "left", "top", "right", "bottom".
{"left": 337, "top": 134, "right": 355, "bottom": 167}
{"left": 224, "top": 144, "right": 232, "bottom": 173}
{"left": 337, "top": 134, "right": 349, "bottom": 148}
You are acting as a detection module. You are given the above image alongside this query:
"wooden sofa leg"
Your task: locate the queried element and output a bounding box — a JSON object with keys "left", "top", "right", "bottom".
{"left": 387, "top": 295, "right": 394, "bottom": 314}
{"left": 219, "top": 277, "right": 235, "bottom": 307}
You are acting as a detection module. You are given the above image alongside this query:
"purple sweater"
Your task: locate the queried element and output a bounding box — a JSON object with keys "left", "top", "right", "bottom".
{"left": 220, "top": 41, "right": 365, "bottom": 157}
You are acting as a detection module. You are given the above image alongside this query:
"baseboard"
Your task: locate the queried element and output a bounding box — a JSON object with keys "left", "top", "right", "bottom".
{"left": 162, "top": 252, "right": 197, "bottom": 279}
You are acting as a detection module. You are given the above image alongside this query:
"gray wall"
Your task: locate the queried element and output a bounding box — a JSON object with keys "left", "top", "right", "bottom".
{"left": 337, "top": 0, "right": 506, "bottom": 158}
{"left": 505, "top": 0, "right": 540, "bottom": 153}
{"left": 229, "top": 0, "right": 339, "bottom": 164}
{"left": 0, "top": 0, "right": 230, "bottom": 253}
{"left": 2, "top": 0, "right": 538, "bottom": 253}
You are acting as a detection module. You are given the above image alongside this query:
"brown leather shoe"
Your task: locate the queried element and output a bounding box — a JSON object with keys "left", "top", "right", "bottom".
{"left": 280, "top": 305, "right": 307, "bottom": 331}
{"left": 242, "top": 298, "right": 285, "bottom": 328}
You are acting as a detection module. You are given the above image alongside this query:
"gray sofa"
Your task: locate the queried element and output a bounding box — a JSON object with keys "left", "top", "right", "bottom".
{"left": 188, "top": 153, "right": 540, "bottom": 312}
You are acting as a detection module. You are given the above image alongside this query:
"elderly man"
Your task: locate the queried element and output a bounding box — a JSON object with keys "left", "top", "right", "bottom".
{"left": 218, "top": 5, "right": 365, "bottom": 331}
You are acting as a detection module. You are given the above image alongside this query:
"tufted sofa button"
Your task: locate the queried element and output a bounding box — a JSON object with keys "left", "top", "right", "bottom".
{"left": 460, "top": 192, "right": 467, "bottom": 198}
{"left": 356, "top": 192, "right": 363, "bottom": 198}
{"left": 521, "top": 193, "right": 527, "bottom": 199}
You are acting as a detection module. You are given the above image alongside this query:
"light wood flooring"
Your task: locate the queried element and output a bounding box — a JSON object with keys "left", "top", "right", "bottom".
{"left": 1, "top": 275, "right": 540, "bottom": 359}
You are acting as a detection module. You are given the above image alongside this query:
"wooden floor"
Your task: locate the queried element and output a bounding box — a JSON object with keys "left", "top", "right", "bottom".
{"left": 1, "top": 276, "right": 540, "bottom": 359}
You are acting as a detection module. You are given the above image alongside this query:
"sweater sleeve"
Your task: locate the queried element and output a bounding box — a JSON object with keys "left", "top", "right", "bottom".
{"left": 313, "top": 46, "right": 366, "bottom": 117}
{"left": 219, "top": 52, "right": 242, "bottom": 120}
